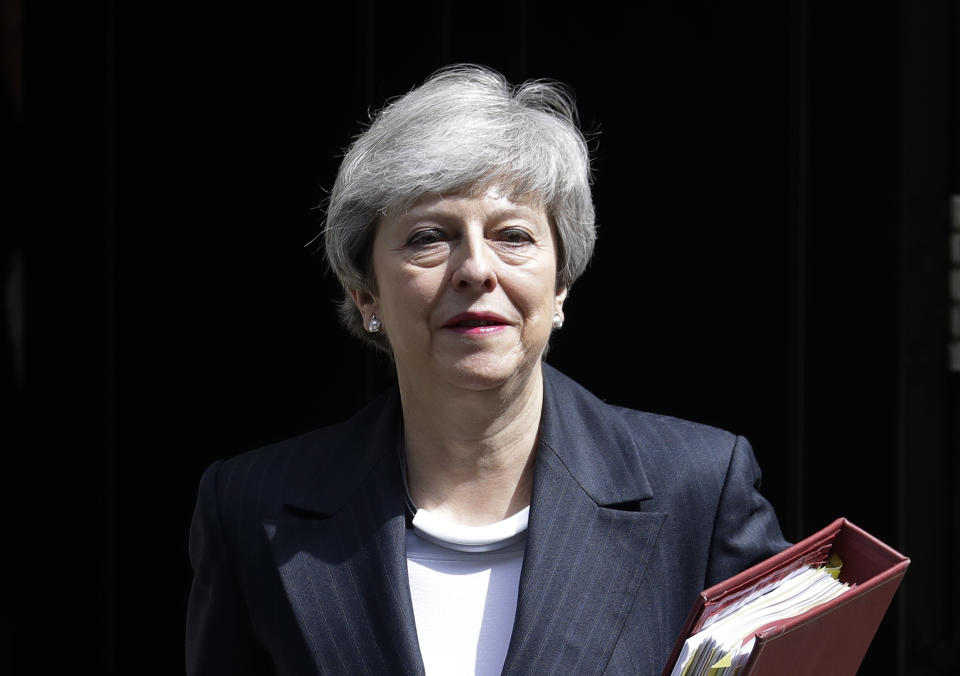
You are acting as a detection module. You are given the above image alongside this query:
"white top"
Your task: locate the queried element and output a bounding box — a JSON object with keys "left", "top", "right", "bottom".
{"left": 406, "top": 507, "right": 528, "bottom": 675}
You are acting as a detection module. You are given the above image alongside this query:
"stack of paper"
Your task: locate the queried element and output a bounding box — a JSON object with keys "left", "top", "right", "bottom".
{"left": 670, "top": 560, "right": 850, "bottom": 676}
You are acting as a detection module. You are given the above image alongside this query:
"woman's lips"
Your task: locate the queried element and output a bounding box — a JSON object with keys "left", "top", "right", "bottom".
{"left": 442, "top": 312, "right": 510, "bottom": 335}
{"left": 445, "top": 324, "right": 508, "bottom": 335}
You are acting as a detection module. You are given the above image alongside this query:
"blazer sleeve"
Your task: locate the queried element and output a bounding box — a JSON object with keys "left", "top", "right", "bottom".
{"left": 186, "top": 461, "right": 273, "bottom": 675}
{"left": 704, "top": 435, "right": 790, "bottom": 587}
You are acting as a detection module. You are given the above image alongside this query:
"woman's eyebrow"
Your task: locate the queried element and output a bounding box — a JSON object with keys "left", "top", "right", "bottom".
{"left": 403, "top": 204, "right": 542, "bottom": 224}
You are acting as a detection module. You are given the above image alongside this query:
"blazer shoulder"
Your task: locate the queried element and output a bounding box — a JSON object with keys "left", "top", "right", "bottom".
{"left": 217, "top": 420, "right": 350, "bottom": 479}
{"left": 544, "top": 363, "right": 734, "bottom": 437}
{"left": 202, "top": 385, "right": 401, "bottom": 519}
{"left": 541, "top": 363, "right": 742, "bottom": 501}
{"left": 614, "top": 406, "right": 738, "bottom": 450}
{"left": 195, "top": 425, "right": 341, "bottom": 524}
{"left": 614, "top": 405, "right": 740, "bottom": 475}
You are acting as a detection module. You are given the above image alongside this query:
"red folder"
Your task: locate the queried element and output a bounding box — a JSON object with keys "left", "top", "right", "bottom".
{"left": 661, "top": 518, "right": 910, "bottom": 676}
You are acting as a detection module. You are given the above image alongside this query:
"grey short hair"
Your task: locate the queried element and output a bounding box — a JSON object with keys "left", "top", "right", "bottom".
{"left": 323, "top": 64, "right": 596, "bottom": 352}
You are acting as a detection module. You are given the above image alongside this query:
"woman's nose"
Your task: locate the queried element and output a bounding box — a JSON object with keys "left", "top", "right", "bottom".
{"left": 450, "top": 233, "right": 497, "bottom": 292}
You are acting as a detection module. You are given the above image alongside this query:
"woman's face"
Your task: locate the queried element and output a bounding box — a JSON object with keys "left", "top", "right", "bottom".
{"left": 354, "top": 188, "right": 566, "bottom": 393}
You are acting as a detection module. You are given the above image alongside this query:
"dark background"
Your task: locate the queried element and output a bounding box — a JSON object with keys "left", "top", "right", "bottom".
{"left": 3, "top": 1, "right": 958, "bottom": 674}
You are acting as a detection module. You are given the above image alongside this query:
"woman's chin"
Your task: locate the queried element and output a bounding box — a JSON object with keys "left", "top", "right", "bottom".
{"left": 441, "top": 352, "right": 538, "bottom": 392}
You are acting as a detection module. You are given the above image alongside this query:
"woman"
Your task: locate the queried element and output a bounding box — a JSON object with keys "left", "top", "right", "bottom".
{"left": 186, "top": 65, "right": 788, "bottom": 676}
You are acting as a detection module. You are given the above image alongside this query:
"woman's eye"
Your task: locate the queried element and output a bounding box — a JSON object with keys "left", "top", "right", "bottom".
{"left": 499, "top": 228, "right": 533, "bottom": 244}
{"left": 406, "top": 229, "right": 446, "bottom": 247}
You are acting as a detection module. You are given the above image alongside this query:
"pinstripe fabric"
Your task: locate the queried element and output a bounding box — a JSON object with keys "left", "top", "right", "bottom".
{"left": 186, "top": 364, "right": 788, "bottom": 675}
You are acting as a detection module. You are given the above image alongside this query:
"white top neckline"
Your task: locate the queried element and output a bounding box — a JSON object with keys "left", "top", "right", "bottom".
{"left": 410, "top": 506, "right": 530, "bottom": 553}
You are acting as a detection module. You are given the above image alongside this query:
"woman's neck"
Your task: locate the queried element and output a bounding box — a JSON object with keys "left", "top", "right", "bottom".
{"left": 397, "top": 366, "right": 543, "bottom": 527}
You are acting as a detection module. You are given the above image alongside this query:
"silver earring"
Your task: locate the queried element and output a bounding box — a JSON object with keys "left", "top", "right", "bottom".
{"left": 552, "top": 313, "right": 563, "bottom": 330}
{"left": 367, "top": 315, "right": 381, "bottom": 333}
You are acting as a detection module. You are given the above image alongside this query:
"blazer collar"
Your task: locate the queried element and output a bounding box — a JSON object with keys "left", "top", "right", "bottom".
{"left": 281, "top": 386, "right": 403, "bottom": 516}
{"left": 537, "top": 363, "right": 654, "bottom": 506}
{"left": 281, "top": 363, "right": 654, "bottom": 516}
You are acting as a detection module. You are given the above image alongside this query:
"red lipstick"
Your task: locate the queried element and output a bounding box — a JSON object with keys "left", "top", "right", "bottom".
{"left": 442, "top": 312, "right": 510, "bottom": 335}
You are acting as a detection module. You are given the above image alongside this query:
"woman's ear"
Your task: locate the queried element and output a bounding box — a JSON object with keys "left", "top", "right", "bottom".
{"left": 350, "top": 288, "right": 379, "bottom": 329}
{"left": 554, "top": 286, "right": 568, "bottom": 321}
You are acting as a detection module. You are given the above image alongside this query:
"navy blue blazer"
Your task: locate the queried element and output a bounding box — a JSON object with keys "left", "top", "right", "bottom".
{"left": 186, "top": 364, "right": 788, "bottom": 675}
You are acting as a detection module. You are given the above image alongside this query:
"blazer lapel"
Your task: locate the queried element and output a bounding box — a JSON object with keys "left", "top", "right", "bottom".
{"left": 502, "top": 365, "right": 667, "bottom": 675}
{"left": 264, "top": 388, "right": 425, "bottom": 675}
